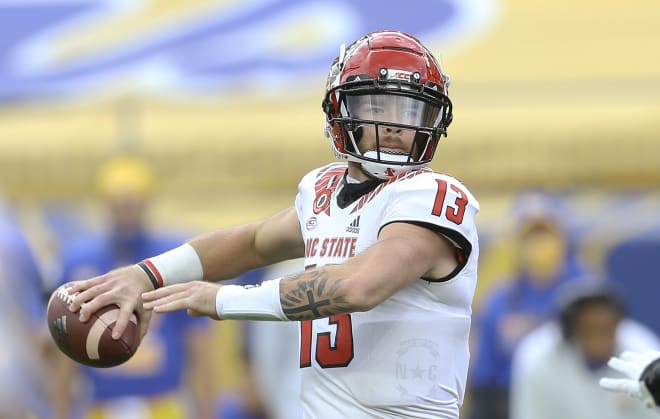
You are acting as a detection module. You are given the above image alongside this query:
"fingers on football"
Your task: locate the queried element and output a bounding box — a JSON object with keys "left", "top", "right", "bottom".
{"left": 68, "top": 275, "right": 103, "bottom": 293}
{"left": 111, "top": 305, "right": 137, "bottom": 340}
{"left": 69, "top": 276, "right": 109, "bottom": 311}
{"left": 76, "top": 287, "right": 114, "bottom": 322}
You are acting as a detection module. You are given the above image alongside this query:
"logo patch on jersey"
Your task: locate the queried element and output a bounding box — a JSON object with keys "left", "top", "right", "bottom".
{"left": 395, "top": 338, "right": 443, "bottom": 398}
{"left": 305, "top": 216, "right": 318, "bottom": 231}
{"left": 346, "top": 216, "right": 360, "bottom": 234}
{"left": 313, "top": 165, "right": 345, "bottom": 215}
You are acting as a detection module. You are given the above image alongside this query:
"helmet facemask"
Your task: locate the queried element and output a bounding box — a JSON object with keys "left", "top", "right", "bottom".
{"left": 324, "top": 77, "right": 452, "bottom": 179}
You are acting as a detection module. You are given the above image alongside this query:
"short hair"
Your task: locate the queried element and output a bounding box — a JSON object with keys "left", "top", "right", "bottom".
{"left": 557, "top": 279, "right": 625, "bottom": 340}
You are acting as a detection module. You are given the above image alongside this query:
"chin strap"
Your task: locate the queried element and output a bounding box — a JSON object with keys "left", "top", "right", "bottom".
{"left": 359, "top": 151, "right": 426, "bottom": 179}
{"left": 337, "top": 172, "right": 383, "bottom": 209}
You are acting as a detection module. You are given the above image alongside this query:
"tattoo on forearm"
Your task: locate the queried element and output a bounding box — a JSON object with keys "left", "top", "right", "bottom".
{"left": 280, "top": 268, "right": 351, "bottom": 320}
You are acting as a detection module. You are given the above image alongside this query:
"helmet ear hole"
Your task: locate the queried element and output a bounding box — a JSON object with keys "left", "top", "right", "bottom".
{"left": 340, "top": 124, "right": 361, "bottom": 153}
{"left": 352, "top": 126, "right": 363, "bottom": 143}
{"left": 413, "top": 132, "right": 429, "bottom": 159}
{"left": 445, "top": 111, "right": 453, "bottom": 127}
{"left": 322, "top": 98, "right": 335, "bottom": 115}
{"left": 413, "top": 132, "right": 427, "bottom": 147}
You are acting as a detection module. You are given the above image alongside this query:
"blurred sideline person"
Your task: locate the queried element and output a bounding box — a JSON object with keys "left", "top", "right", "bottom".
{"left": 600, "top": 350, "right": 660, "bottom": 411}
{"left": 0, "top": 194, "right": 54, "bottom": 418}
{"left": 52, "top": 156, "right": 216, "bottom": 419}
{"left": 69, "top": 30, "right": 479, "bottom": 419}
{"left": 510, "top": 280, "right": 660, "bottom": 419}
{"left": 469, "top": 191, "right": 586, "bottom": 419}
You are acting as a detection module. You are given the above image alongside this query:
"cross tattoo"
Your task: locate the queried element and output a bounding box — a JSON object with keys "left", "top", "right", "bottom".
{"left": 283, "top": 290, "right": 332, "bottom": 317}
{"left": 279, "top": 268, "right": 350, "bottom": 320}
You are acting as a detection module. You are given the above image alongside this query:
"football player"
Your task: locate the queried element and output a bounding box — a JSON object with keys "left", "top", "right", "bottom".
{"left": 69, "top": 30, "right": 479, "bottom": 419}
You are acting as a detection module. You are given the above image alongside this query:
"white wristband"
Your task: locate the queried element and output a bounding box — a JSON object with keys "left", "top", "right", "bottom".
{"left": 138, "top": 243, "right": 204, "bottom": 288}
{"left": 215, "top": 278, "right": 287, "bottom": 321}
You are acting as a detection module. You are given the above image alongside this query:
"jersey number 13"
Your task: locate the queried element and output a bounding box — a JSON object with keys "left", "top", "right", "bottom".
{"left": 300, "top": 315, "right": 354, "bottom": 368}
{"left": 298, "top": 178, "right": 467, "bottom": 369}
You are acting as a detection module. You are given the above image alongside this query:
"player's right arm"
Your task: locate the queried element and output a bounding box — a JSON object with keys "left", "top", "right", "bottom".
{"left": 191, "top": 206, "right": 304, "bottom": 281}
{"left": 68, "top": 206, "right": 304, "bottom": 338}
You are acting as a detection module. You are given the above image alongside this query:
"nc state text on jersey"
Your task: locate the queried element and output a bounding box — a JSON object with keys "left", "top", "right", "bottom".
{"left": 305, "top": 237, "right": 357, "bottom": 259}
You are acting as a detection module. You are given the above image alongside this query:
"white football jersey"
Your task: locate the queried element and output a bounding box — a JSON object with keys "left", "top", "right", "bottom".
{"left": 294, "top": 163, "right": 480, "bottom": 419}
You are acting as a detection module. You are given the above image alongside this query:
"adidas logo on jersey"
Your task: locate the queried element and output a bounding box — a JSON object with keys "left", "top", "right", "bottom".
{"left": 346, "top": 216, "right": 360, "bottom": 234}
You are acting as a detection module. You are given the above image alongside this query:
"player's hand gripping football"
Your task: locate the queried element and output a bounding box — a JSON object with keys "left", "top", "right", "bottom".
{"left": 599, "top": 350, "right": 660, "bottom": 408}
{"left": 142, "top": 281, "right": 221, "bottom": 320}
{"left": 68, "top": 264, "right": 155, "bottom": 340}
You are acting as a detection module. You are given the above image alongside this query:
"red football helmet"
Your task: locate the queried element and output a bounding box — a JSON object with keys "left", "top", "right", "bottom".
{"left": 322, "top": 30, "right": 453, "bottom": 179}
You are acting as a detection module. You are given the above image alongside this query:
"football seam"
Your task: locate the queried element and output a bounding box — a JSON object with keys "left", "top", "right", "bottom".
{"left": 92, "top": 310, "right": 138, "bottom": 350}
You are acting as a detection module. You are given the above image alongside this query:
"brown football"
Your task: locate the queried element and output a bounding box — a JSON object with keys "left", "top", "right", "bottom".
{"left": 47, "top": 283, "right": 140, "bottom": 368}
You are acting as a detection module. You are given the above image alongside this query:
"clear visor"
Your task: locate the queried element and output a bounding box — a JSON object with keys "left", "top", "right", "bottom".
{"left": 345, "top": 94, "right": 443, "bottom": 128}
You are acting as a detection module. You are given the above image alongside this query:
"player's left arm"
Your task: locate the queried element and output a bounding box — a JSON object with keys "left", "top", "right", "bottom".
{"left": 278, "top": 221, "right": 457, "bottom": 319}
{"left": 142, "top": 221, "right": 456, "bottom": 320}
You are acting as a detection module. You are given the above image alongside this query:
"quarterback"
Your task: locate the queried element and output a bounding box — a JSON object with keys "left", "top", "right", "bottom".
{"left": 70, "top": 30, "right": 479, "bottom": 419}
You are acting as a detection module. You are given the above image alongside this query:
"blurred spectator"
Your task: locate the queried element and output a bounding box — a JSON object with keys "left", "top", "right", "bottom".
{"left": 0, "top": 195, "right": 52, "bottom": 418}
{"left": 51, "top": 156, "right": 216, "bottom": 419}
{"left": 469, "top": 191, "right": 587, "bottom": 419}
{"left": 510, "top": 280, "right": 660, "bottom": 419}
